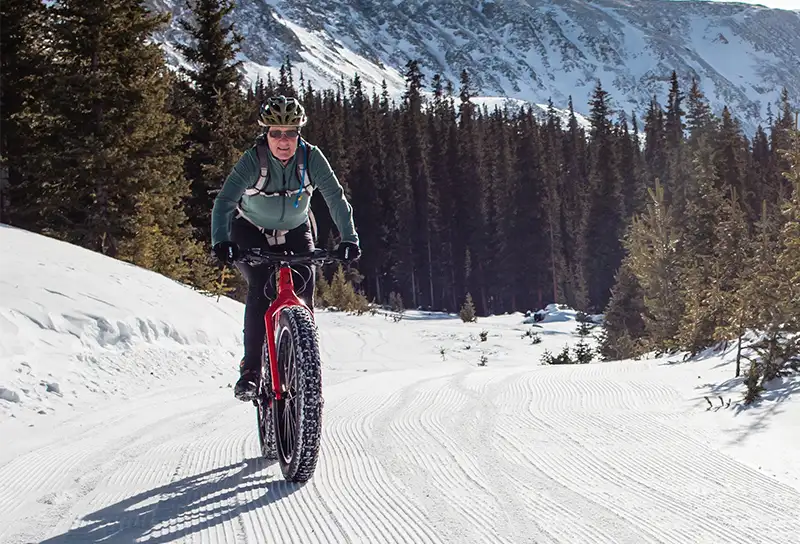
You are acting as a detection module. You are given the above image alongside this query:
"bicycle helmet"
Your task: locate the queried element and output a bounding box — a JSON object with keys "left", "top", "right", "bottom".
{"left": 258, "top": 95, "right": 308, "bottom": 127}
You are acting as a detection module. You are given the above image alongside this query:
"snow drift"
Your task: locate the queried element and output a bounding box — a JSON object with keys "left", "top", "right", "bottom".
{"left": 0, "top": 223, "right": 244, "bottom": 421}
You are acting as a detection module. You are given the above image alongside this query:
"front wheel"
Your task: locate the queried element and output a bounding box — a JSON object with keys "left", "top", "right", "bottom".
{"left": 273, "top": 305, "right": 324, "bottom": 482}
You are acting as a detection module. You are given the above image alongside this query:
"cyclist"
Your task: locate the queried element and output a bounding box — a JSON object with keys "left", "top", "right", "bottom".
{"left": 210, "top": 95, "right": 361, "bottom": 401}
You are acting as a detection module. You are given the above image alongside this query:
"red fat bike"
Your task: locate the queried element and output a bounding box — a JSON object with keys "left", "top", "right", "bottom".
{"left": 236, "top": 247, "right": 344, "bottom": 482}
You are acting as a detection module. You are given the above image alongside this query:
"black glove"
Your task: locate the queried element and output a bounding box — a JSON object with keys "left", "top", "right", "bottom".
{"left": 335, "top": 241, "right": 361, "bottom": 263}
{"left": 212, "top": 241, "right": 239, "bottom": 265}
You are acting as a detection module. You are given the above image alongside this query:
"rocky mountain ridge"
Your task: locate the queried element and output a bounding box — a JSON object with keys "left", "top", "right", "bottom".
{"left": 149, "top": 0, "right": 800, "bottom": 133}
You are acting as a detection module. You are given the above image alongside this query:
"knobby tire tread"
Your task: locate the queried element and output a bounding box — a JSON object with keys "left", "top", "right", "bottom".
{"left": 257, "top": 336, "right": 279, "bottom": 460}
{"left": 276, "top": 305, "right": 323, "bottom": 482}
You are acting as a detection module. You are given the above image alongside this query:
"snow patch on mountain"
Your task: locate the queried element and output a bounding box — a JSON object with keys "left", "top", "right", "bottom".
{"left": 150, "top": 0, "right": 800, "bottom": 134}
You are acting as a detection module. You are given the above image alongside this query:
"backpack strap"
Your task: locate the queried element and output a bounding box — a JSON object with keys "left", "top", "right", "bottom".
{"left": 254, "top": 135, "right": 270, "bottom": 192}
{"left": 291, "top": 139, "right": 315, "bottom": 207}
{"left": 237, "top": 135, "right": 319, "bottom": 245}
{"left": 243, "top": 136, "right": 314, "bottom": 201}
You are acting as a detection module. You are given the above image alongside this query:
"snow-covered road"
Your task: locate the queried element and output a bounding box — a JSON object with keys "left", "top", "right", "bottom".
{"left": 5, "top": 353, "right": 800, "bottom": 543}
{"left": 2, "top": 225, "right": 799, "bottom": 543}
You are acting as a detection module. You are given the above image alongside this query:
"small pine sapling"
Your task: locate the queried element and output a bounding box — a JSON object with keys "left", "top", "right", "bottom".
{"left": 460, "top": 293, "right": 477, "bottom": 323}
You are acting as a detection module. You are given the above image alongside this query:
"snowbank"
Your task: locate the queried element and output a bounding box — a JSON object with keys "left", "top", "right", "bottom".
{"left": 0, "top": 225, "right": 244, "bottom": 421}
{"left": 522, "top": 303, "right": 603, "bottom": 324}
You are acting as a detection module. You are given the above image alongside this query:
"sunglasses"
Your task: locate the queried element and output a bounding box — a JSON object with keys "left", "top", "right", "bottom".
{"left": 268, "top": 129, "right": 299, "bottom": 140}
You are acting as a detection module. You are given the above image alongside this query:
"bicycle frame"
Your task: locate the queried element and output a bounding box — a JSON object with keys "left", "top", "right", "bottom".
{"left": 263, "top": 264, "right": 312, "bottom": 402}
{"left": 236, "top": 247, "right": 341, "bottom": 403}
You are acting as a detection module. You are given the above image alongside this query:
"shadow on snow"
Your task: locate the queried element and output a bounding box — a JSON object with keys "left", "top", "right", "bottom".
{"left": 40, "top": 456, "right": 301, "bottom": 544}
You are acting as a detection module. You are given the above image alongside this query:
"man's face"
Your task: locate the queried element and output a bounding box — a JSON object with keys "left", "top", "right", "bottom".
{"left": 266, "top": 125, "right": 300, "bottom": 162}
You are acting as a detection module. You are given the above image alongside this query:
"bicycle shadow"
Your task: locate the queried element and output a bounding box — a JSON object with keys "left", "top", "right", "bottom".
{"left": 40, "top": 456, "right": 301, "bottom": 544}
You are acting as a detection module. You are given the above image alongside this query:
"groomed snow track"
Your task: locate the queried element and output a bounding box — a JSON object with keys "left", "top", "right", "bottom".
{"left": 3, "top": 358, "right": 799, "bottom": 544}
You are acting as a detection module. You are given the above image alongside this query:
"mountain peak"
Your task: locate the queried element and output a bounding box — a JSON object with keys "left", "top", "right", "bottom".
{"left": 151, "top": 0, "right": 800, "bottom": 133}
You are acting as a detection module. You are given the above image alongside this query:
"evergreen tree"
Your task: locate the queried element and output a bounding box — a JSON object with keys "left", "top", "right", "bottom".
{"left": 117, "top": 70, "right": 221, "bottom": 291}
{"left": 664, "top": 71, "right": 690, "bottom": 217}
{"left": 559, "top": 97, "right": 590, "bottom": 309}
{"left": 428, "top": 74, "right": 458, "bottom": 310}
{"left": 686, "top": 77, "right": 714, "bottom": 142}
{"left": 455, "top": 69, "right": 487, "bottom": 312}
{"left": 0, "top": 0, "right": 50, "bottom": 226}
{"left": 676, "top": 129, "right": 724, "bottom": 353}
{"left": 737, "top": 202, "right": 784, "bottom": 341}
{"left": 599, "top": 259, "right": 646, "bottom": 360}
{"left": 769, "top": 88, "right": 796, "bottom": 203}
{"left": 381, "top": 102, "right": 415, "bottom": 304}
{"left": 625, "top": 180, "right": 683, "bottom": 353}
{"left": 346, "top": 74, "right": 385, "bottom": 304}
{"left": 616, "top": 114, "right": 642, "bottom": 218}
{"left": 175, "top": 0, "right": 249, "bottom": 244}
{"left": 541, "top": 101, "right": 567, "bottom": 307}
{"left": 644, "top": 96, "right": 667, "bottom": 190}
{"left": 706, "top": 187, "right": 750, "bottom": 343}
{"left": 401, "top": 60, "right": 438, "bottom": 308}
{"left": 750, "top": 125, "right": 775, "bottom": 208}
{"left": 27, "top": 0, "right": 203, "bottom": 278}
{"left": 775, "top": 128, "right": 800, "bottom": 335}
{"left": 738, "top": 189, "right": 798, "bottom": 390}
{"left": 483, "top": 107, "right": 514, "bottom": 312}
{"left": 277, "top": 55, "right": 296, "bottom": 97}
{"left": 460, "top": 292, "right": 477, "bottom": 323}
{"left": 584, "top": 81, "right": 625, "bottom": 312}
{"left": 509, "top": 107, "right": 549, "bottom": 311}
{"left": 715, "top": 107, "right": 752, "bottom": 219}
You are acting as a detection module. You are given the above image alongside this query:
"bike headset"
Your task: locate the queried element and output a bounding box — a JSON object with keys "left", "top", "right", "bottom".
{"left": 263, "top": 263, "right": 314, "bottom": 302}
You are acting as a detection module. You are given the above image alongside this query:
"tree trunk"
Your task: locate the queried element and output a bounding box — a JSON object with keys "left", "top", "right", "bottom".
{"left": 427, "top": 235, "right": 435, "bottom": 308}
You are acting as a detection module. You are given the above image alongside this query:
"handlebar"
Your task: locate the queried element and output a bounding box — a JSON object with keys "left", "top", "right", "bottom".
{"left": 236, "top": 247, "right": 346, "bottom": 267}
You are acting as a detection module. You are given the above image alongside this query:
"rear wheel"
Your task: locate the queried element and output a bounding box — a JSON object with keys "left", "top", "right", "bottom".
{"left": 256, "top": 341, "right": 277, "bottom": 460}
{"left": 272, "top": 306, "right": 323, "bottom": 482}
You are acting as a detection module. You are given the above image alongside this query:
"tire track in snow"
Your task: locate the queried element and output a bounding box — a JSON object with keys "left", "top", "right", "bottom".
{"left": 317, "top": 387, "right": 403, "bottom": 542}
{"left": 445, "top": 369, "right": 564, "bottom": 544}
{"left": 410, "top": 377, "right": 506, "bottom": 537}
{"left": 369, "top": 369, "right": 521, "bottom": 543}
{"left": 519, "top": 371, "right": 726, "bottom": 543}
{"left": 517, "top": 373, "right": 732, "bottom": 543}
{"left": 495, "top": 416, "right": 684, "bottom": 544}
{"left": 369, "top": 375, "right": 478, "bottom": 542}
{"left": 512, "top": 368, "right": 800, "bottom": 544}
{"left": 144, "top": 424, "right": 249, "bottom": 543}
{"left": 492, "top": 368, "right": 665, "bottom": 544}
{"left": 315, "top": 372, "right": 443, "bottom": 543}
{"left": 2, "top": 392, "right": 231, "bottom": 544}
{"left": 504, "top": 371, "right": 693, "bottom": 543}
{"left": 52, "top": 397, "right": 244, "bottom": 543}
{"left": 544, "top": 375, "right": 799, "bottom": 536}
{"left": 3, "top": 388, "right": 286, "bottom": 544}
{"left": 606, "top": 411, "right": 800, "bottom": 537}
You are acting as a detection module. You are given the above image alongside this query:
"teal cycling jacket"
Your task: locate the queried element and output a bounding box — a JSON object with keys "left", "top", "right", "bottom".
{"left": 210, "top": 139, "right": 359, "bottom": 247}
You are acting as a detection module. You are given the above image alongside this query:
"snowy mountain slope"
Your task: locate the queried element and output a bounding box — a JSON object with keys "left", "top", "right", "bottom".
{"left": 149, "top": 0, "right": 800, "bottom": 134}
{"left": 2, "top": 226, "right": 800, "bottom": 543}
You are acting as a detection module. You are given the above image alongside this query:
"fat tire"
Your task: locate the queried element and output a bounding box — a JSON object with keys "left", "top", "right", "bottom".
{"left": 256, "top": 400, "right": 278, "bottom": 460}
{"left": 273, "top": 305, "right": 323, "bottom": 482}
{"left": 256, "top": 339, "right": 278, "bottom": 460}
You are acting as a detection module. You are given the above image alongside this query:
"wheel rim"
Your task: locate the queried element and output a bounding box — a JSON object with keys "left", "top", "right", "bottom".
{"left": 275, "top": 326, "right": 300, "bottom": 464}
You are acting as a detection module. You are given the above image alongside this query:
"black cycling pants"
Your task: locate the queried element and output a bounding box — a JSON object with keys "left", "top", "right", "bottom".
{"left": 230, "top": 216, "right": 315, "bottom": 371}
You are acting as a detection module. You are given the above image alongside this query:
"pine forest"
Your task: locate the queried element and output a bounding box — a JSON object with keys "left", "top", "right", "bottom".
{"left": 2, "top": 0, "right": 799, "bottom": 388}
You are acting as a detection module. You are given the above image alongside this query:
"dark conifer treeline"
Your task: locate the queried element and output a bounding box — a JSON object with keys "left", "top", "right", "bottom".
{"left": 2, "top": 1, "right": 798, "bottom": 379}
